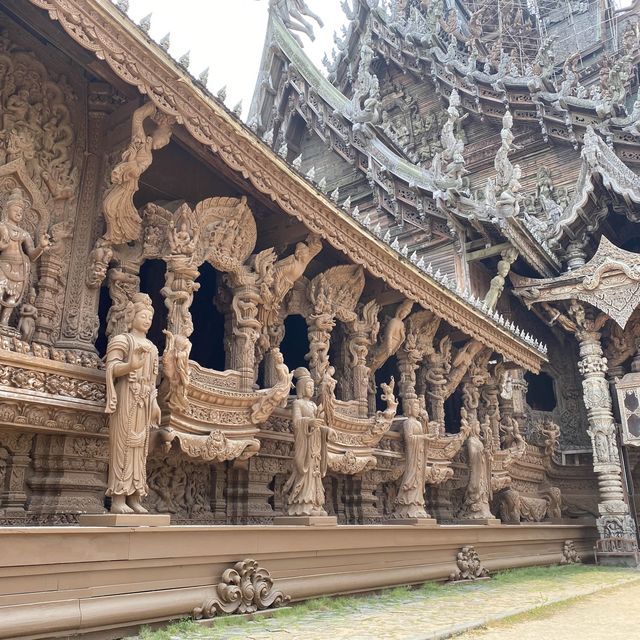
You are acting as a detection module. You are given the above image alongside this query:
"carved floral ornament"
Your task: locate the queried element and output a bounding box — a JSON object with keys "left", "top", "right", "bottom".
{"left": 28, "top": 0, "right": 543, "bottom": 372}
{"left": 511, "top": 236, "right": 640, "bottom": 330}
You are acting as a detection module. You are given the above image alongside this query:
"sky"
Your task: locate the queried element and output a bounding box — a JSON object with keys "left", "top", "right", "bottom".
{"left": 125, "top": 0, "right": 348, "bottom": 118}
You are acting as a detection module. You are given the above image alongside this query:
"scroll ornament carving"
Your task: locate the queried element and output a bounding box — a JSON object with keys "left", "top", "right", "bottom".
{"left": 0, "top": 32, "right": 77, "bottom": 205}
{"left": 560, "top": 540, "right": 582, "bottom": 565}
{"left": 168, "top": 429, "right": 260, "bottom": 463}
{"left": 102, "top": 102, "right": 174, "bottom": 245}
{"left": 448, "top": 546, "right": 489, "bottom": 582}
{"left": 251, "top": 348, "right": 293, "bottom": 424}
{"left": 328, "top": 450, "right": 376, "bottom": 475}
{"left": 193, "top": 558, "right": 290, "bottom": 619}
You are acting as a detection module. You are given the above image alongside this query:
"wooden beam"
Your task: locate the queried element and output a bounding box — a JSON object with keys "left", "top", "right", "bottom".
{"left": 466, "top": 242, "right": 512, "bottom": 263}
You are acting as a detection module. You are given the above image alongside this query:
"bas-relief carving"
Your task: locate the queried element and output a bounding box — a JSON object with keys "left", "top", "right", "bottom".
{"left": 0, "top": 189, "right": 49, "bottom": 329}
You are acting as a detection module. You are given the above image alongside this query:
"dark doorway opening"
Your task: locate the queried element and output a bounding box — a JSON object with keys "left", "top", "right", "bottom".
{"left": 139, "top": 259, "right": 168, "bottom": 353}
{"left": 444, "top": 387, "right": 463, "bottom": 434}
{"left": 190, "top": 262, "right": 226, "bottom": 371}
{"left": 279, "top": 314, "right": 310, "bottom": 373}
{"left": 525, "top": 371, "right": 557, "bottom": 411}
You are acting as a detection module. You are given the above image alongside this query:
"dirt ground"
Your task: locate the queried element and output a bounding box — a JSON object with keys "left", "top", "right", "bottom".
{"left": 459, "top": 579, "right": 640, "bottom": 640}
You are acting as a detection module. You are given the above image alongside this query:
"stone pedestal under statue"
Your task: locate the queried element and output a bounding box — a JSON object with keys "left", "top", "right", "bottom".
{"left": 384, "top": 518, "right": 438, "bottom": 527}
{"left": 78, "top": 513, "right": 170, "bottom": 527}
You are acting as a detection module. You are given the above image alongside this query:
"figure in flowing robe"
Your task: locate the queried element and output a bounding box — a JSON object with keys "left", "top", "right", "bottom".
{"left": 283, "top": 367, "right": 332, "bottom": 516}
{"left": 105, "top": 293, "right": 161, "bottom": 514}
{"left": 393, "top": 397, "right": 434, "bottom": 519}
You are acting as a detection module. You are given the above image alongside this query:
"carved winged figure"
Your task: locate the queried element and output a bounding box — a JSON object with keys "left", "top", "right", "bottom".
{"left": 268, "top": 0, "right": 324, "bottom": 44}
{"left": 369, "top": 299, "right": 413, "bottom": 373}
{"left": 102, "top": 103, "right": 173, "bottom": 245}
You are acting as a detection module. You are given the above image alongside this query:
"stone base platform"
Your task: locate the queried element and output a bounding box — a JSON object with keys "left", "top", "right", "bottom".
{"left": 0, "top": 522, "right": 597, "bottom": 640}
{"left": 273, "top": 515, "right": 338, "bottom": 526}
{"left": 383, "top": 518, "right": 438, "bottom": 527}
{"left": 452, "top": 518, "right": 502, "bottom": 526}
{"left": 78, "top": 514, "right": 171, "bottom": 527}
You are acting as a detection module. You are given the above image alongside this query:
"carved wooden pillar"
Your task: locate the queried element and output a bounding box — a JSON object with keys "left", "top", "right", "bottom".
{"left": 0, "top": 431, "right": 33, "bottom": 513}
{"left": 163, "top": 257, "right": 200, "bottom": 338}
{"left": 360, "top": 472, "right": 381, "bottom": 521}
{"left": 396, "top": 349, "right": 420, "bottom": 404}
{"left": 56, "top": 86, "right": 111, "bottom": 354}
{"left": 306, "top": 312, "right": 335, "bottom": 387}
{"left": 246, "top": 456, "right": 276, "bottom": 521}
{"left": 210, "top": 464, "right": 228, "bottom": 522}
{"left": 577, "top": 328, "right": 637, "bottom": 541}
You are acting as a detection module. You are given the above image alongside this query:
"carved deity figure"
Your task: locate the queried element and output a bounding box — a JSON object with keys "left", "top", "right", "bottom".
{"left": 459, "top": 408, "right": 493, "bottom": 520}
{"left": 283, "top": 367, "right": 333, "bottom": 516}
{"left": 370, "top": 299, "right": 413, "bottom": 373}
{"left": 102, "top": 103, "right": 173, "bottom": 245}
{"left": 161, "top": 329, "right": 192, "bottom": 412}
{"left": 270, "top": 234, "right": 321, "bottom": 305}
{"left": 0, "top": 189, "right": 49, "bottom": 326}
{"left": 393, "top": 397, "right": 434, "bottom": 519}
{"left": 17, "top": 287, "right": 38, "bottom": 343}
{"left": 105, "top": 293, "right": 161, "bottom": 514}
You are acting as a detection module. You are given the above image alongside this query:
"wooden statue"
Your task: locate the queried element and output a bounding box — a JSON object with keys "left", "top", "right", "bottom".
{"left": 370, "top": 299, "right": 413, "bottom": 373}
{"left": 102, "top": 102, "right": 173, "bottom": 245}
{"left": 393, "top": 397, "right": 434, "bottom": 520}
{"left": 0, "top": 189, "right": 49, "bottom": 327}
{"left": 105, "top": 293, "right": 161, "bottom": 514}
{"left": 17, "top": 288, "right": 38, "bottom": 343}
{"left": 283, "top": 367, "right": 333, "bottom": 516}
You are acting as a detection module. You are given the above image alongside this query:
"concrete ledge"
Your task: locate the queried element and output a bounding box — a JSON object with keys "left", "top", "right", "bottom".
{"left": 0, "top": 523, "right": 597, "bottom": 639}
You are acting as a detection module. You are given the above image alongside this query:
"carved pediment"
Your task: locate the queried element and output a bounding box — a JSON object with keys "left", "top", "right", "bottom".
{"left": 512, "top": 236, "right": 640, "bottom": 328}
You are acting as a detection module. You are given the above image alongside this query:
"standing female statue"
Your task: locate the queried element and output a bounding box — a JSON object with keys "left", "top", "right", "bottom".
{"left": 0, "top": 188, "right": 49, "bottom": 327}
{"left": 459, "top": 408, "right": 493, "bottom": 520}
{"left": 283, "top": 367, "right": 333, "bottom": 516}
{"left": 393, "top": 397, "right": 434, "bottom": 520}
{"left": 105, "top": 293, "right": 161, "bottom": 514}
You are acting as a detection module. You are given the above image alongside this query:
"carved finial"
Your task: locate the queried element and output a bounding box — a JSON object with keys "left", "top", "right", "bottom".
{"left": 233, "top": 101, "right": 243, "bottom": 117}
{"left": 342, "top": 195, "right": 352, "bottom": 211}
{"left": 263, "top": 128, "right": 274, "bottom": 145}
{"left": 293, "top": 154, "right": 302, "bottom": 170}
{"left": 198, "top": 67, "right": 209, "bottom": 85}
{"left": 179, "top": 50, "right": 190, "bottom": 68}
{"left": 318, "top": 177, "right": 327, "bottom": 191}
{"left": 330, "top": 186, "right": 340, "bottom": 203}
{"left": 116, "top": 0, "right": 129, "bottom": 12}
{"left": 139, "top": 13, "right": 151, "bottom": 33}
{"left": 278, "top": 141, "right": 288, "bottom": 158}
{"left": 305, "top": 166, "right": 316, "bottom": 181}
{"left": 159, "top": 33, "right": 170, "bottom": 51}
{"left": 216, "top": 85, "right": 227, "bottom": 102}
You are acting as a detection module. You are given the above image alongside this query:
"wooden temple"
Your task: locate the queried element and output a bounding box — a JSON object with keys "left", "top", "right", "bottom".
{"left": 0, "top": 0, "right": 639, "bottom": 637}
